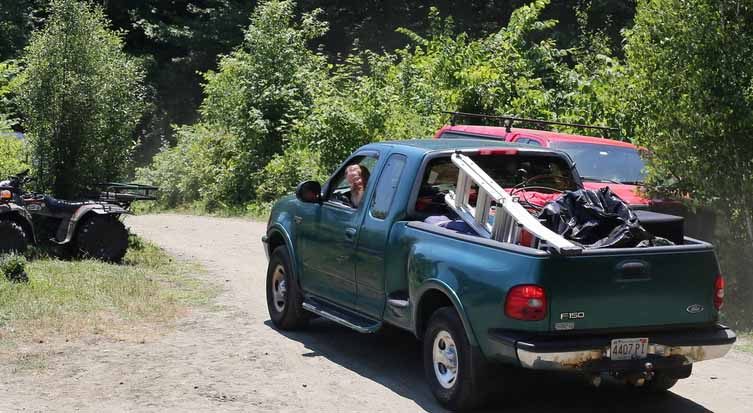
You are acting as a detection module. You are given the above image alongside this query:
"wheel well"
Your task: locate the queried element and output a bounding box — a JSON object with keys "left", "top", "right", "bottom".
{"left": 416, "top": 289, "right": 454, "bottom": 339}
{"left": 267, "top": 230, "right": 286, "bottom": 253}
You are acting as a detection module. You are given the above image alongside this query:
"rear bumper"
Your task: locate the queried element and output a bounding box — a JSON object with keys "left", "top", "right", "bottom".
{"left": 489, "top": 324, "right": 736, "bottom": 372}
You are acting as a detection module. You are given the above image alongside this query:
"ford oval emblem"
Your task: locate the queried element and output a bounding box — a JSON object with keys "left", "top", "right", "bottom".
{"left": 686, "top": 304, "right": 704, "bottom": 314}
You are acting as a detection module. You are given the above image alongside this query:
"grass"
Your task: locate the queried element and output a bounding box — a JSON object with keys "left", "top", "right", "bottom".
{"left": 0, "top": 236, "right": 218, "bottom": 355}
{"left": 737, "top": 332, "right": 753, "bottom": 354}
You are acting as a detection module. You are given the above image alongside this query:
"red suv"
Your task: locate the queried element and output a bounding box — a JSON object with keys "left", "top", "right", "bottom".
{"left": 435, "top": 123, "right": 654, "bottom": 206}
{"left": 434, "top": 113, "right": 715, "bottom": 240}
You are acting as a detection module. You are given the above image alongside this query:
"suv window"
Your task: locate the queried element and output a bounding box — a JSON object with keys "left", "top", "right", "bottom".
{"left": 370, "top": 154, "right": 407, "bottom": 219}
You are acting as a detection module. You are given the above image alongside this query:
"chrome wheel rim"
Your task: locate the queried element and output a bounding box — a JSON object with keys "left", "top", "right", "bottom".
{"left": 271, "top": 264, "right": 287, "bottom": 313}
{"left": 433, "top": 330, "right": 458, "bottom": 389}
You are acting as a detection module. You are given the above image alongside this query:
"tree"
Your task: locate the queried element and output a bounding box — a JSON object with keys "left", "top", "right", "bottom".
{"left": 16, "top": 0, "right": 146, "bottom": 198}
{"left": 623, "top": 0, "right": 753, "bottom": 327}
{"left": 0, "top": 0, "right": 47, "bottom": 61}
{"left": 199, "top": 0, "right": 328, "bottom": 204}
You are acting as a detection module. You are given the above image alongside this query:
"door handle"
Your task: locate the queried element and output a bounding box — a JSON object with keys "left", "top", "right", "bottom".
{"left": 344, "top": 227, "right": 357, "bottom": 241}
{"left": 294, "top": 216, "right": 303, "bottom": 224}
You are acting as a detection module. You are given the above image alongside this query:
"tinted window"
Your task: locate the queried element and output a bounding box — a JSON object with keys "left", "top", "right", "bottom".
{"left": 370, "top": 154, "right": 407, "bottom": 219}
{"left": 549, "top": 141, "right": 646, "bottom": 184}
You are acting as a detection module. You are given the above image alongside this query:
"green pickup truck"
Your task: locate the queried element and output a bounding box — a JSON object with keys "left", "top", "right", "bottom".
{"left": 263, "top": 139, "right": 735, "bottom": 411}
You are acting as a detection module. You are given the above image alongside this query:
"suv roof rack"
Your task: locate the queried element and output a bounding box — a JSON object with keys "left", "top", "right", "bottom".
{"left": 442, "top": 111, "right": 620, "bottom": 138}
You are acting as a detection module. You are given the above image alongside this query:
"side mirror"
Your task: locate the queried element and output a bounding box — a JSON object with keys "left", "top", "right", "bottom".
{"left": 295, "top": 180, "right": 322, "bottom": 203}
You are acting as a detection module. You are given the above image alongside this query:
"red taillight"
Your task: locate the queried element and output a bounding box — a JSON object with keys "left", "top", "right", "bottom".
{"left": 505, "top": 285, "right": 547, "bottom": 321}
{"left": 479, "top": 148, "right": 518, "bottom": 156}
{"left": 714, "top": 275, "right": 725, "bottom": 310}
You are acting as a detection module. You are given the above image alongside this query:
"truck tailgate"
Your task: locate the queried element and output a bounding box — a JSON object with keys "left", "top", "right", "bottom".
{"left": 539, "top": 244, "right": 719, "bottom": 331}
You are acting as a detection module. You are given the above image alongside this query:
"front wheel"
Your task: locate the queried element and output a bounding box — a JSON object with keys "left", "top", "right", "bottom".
{"left": 75, "top": 215, "right": 128, "bottom": 262}
{"left": 0, "top": 219, "right": 28, "bottom": 255}
{"left": 266, "top": 246, "right": 309, "bottom": 330}
{"left": 423, "top": 307, "right": 489, "bottom": 411}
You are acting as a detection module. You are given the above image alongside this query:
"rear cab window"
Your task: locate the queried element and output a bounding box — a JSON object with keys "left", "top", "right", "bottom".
{"left": 414, "top": 151, "right": 578, "bottom": 218}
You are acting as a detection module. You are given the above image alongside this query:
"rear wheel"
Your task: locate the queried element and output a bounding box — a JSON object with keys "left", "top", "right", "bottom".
{"left": 266, "top": 246, "right": 309, "bottom": 330}
{"left": 423, "top": 307, "right": 490, "bottom": 411}
{"left": 0, "top": 219, "right": 28, "bottom": 254}
{"left": 75, "top": 215, "right": 128, "bottom": 262}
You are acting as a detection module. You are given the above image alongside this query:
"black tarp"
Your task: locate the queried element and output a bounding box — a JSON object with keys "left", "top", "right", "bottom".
{"left": 538, "top": 187, "right": 671, "bottom": 249}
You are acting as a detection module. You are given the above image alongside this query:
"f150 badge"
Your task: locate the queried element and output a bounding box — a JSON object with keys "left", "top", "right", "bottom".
{"left": 560, "top": 312, "right": 585, "bottom": 320}
{"left": 686, "top": 304, "right": 704, "bottom": 314}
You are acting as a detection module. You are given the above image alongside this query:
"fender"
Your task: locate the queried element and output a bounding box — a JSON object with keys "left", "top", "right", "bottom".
{"left": 413, "top": 279, "right": 480, "bottom": 347}
{"left": 266, "top": 223, "right": 301, "bottom": 285}
{"left": 0, "top": 203, "right": 36, "bottom": 243}
{"left": 55, "top": 204, "right": 131, "bottom": 245}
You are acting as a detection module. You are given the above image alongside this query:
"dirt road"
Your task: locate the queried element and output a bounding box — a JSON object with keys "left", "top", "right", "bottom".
{"left": 2, "top": 214, "right": 752, "bottom": 412}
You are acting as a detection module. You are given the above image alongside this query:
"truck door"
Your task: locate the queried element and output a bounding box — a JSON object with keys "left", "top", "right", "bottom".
{"left": 354, "top": 153, "right": 408, "bottom": 318}
{"left": 298, "top": 152, "right": 379, "bottom": 308}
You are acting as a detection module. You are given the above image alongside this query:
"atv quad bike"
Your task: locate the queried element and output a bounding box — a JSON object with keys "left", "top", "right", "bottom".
{"left": 0, "top": 170, "right": 157, "bottom": 262}
{"left": 0, "top": 173, "right": 35, "bottom": 255}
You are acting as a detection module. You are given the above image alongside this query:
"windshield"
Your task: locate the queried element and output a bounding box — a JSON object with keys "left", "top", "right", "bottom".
{"left": 550, "top": 141, "right": 646, "bottom": 184}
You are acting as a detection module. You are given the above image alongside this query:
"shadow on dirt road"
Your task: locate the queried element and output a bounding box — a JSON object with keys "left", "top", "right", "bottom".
{"left": 268, "top": 319, "right": 711, "bottom": 413}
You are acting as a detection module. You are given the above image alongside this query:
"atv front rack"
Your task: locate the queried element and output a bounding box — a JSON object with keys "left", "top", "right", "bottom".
{"left": 445, "top": 152, "right": 582, "bottom": 255}
{"left": 98, "top": 182, "right": 158, "bottom": 207}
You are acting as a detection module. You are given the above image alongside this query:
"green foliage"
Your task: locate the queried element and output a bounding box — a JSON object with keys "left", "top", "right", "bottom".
{"left": 142, "top": 0, "right": 330, "bottom": 209}
{"left": 0, "top": 0, "right": 46, "bottom": 61}
{"left": 256, "top": 147, "right": 326, "bottom": 203}
{"left": 143, "top": 0, "right": 622, "bottom": 210}
{"left": 99, "top": 0, "right": 254, "bottom": 163}
{"left": 136, "top": 124, "right": 241, "bottom": 209}
{"left": 0, "top": 135, "right": 28, "bottom": 178}
{"left": 15, "top": 0, "right": 147, "bottom": 198}
{"left": 0, "top": 253, "right": 28, "bottom": 283}
{"left": 623, "top": 0, "right": 753, "bottom": 329}
{"left": 200, "top": 0, "right": 328, "bottom": 171}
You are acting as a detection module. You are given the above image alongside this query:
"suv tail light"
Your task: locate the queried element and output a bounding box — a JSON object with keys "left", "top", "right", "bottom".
{"left": 714, "top": 275, "right": 725, "bottom": 310}
{"left": 505, "top": 285, "right": 546, "bottom": 321}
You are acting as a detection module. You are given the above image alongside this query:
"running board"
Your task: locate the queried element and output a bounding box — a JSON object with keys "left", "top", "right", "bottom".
{"left": 302, "top": 298, "right": 381, "bottom": 334}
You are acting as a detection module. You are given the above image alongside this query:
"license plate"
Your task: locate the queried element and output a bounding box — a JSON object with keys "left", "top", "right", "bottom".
{"left": 610, "top": 338, "right": 649, "bottom": 361}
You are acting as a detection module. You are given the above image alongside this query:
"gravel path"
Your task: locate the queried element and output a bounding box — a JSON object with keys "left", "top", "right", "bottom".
{"left": 2, "top": 213, "right": 751, "bottom": 412}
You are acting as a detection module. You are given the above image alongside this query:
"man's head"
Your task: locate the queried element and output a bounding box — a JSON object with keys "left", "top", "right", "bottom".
{"left": 346, "top": 164, "right": 370, "bottom": 192}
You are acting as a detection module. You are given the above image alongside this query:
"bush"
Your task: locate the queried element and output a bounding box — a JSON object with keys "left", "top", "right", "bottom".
{"left": 137, "top": 124, "right": 241, "bottom": 209}
{"left": 1, "top": 253, "right": 28, "bottom": 283}
{"left": 255, "top": 147, "right": 326, "bottom": 203}
{"left": 0, "top": 134, "right": 27, "bottom": 178}
{"left": 15, "top": 0, "right": 147, "bottom": 198}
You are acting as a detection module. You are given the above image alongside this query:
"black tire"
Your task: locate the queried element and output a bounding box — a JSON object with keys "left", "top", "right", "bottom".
{"left": 0, "top": 219, "right": 28, "bottom": 255}
{"left": 75, "top": 215, "right": 128, "bottom": 262}
{"left": 266, "top": 246, "right": 309, "bottom": 330}
{"left": 423, "top": 307, "right": 489, "bottom": 411}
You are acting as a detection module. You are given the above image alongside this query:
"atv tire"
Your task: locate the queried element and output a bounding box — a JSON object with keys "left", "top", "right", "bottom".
{"left": 0, "top": 219, "right": 28, "bottom": 254}
{"left": 75, "top": 215, "right": 128, "bottom": 262}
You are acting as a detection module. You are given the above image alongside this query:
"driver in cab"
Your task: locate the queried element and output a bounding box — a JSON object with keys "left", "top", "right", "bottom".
{"left": 343, "top": 164, "right": 370, "bottom": 208}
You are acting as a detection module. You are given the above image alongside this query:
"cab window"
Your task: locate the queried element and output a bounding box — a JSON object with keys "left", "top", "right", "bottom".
{"left": 327, "top": 155, "right": 378, "bottom": 209}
